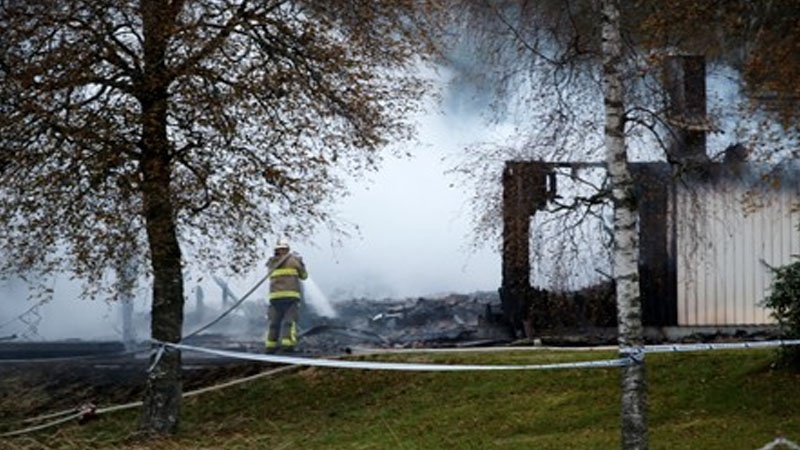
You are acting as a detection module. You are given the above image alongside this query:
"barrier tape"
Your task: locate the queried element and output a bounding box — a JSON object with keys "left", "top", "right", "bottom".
{"left": 159, "top": 341, "right": 632, "bottom": 371}
{"left": 756, "top": 437, "right": 800, "bottom": 450}
{"left": 621, "top": 346, "right": 646, "bottom": 364}
{"left": 5, "top": 338, "right": 800, "bottom": 439}
{"left": 147, "top": 344, "right": 166, "bottom": 373}
{"left": 628, "top": 339, "right": 800, "bottom": 355}
{"left": 156, "top": 339, "right": 800, "bottom": 372}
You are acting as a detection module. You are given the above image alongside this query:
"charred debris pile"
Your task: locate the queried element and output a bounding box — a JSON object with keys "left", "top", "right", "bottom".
{"left": 297, "top": 292, "right": 513, "bottom": 353}
{"left": 177, "top": 287, "right": 625, "bottom": 356}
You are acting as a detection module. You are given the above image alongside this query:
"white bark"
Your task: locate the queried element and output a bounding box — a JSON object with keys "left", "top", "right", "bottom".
{"left": 600, "top": 0, "right": 648, "bottom": 449}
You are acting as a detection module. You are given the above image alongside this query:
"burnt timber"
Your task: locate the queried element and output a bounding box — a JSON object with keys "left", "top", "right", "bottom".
{"left": 498, "top": 55, "right": 796, "bottom": 338}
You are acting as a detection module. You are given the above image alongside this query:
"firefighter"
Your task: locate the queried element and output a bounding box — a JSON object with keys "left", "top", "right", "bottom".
{"left": 265, "top": 240, "right": 308, "bottom": 353}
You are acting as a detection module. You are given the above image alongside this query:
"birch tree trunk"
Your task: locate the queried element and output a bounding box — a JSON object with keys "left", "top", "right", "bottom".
{"left": 600, "top": 1, "right": 649, "bottom": 448}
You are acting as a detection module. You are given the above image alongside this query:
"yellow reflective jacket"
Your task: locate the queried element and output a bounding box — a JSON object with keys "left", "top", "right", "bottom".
{"left": 267, "top": 253, "right": 308, "bottom": 300}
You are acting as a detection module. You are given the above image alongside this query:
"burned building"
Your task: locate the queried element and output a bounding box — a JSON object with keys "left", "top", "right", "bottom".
{"left": 500, "top": 56, "right": 800, "bottom": 338}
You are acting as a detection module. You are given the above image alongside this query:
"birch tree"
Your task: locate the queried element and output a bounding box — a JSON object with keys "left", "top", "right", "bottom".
{"left": 0, "top": 0, "right": 442, "bottom": 435}
{"left": 444, "top": 1, "right": 649, "bottom": 447}
{"left": 446, "top": 1, "right": 800, "bottom": 448}
{"left": 601, "top": 1, "right": 647, "bottom": 447}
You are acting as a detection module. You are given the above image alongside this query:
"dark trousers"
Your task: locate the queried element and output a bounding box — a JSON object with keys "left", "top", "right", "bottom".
{"left": 266, "top": 298, "right": 299, "bottom": 349}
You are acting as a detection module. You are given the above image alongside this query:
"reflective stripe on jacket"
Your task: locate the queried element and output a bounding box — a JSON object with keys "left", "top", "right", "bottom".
{"left": 267, "top": 253, "right": 307, "bottom": 300}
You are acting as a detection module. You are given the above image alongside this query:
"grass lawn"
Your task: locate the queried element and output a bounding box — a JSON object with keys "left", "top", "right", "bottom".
{"left": 2, "top": 348, "right": 799, "bottom": 449}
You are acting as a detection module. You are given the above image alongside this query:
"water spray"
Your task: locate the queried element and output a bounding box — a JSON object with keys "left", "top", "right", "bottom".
{"left": 303, "top": 277, "right": 337, "bottom": 318}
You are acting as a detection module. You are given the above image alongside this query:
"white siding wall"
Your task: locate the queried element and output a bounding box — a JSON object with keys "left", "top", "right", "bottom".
{"left": 676, "top": 183, "right": 800, "bottom": 326}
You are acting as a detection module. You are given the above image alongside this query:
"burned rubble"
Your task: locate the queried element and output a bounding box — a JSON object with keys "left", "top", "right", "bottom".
{"left": 296, "top": 291, "right": 513, "bottom": 354}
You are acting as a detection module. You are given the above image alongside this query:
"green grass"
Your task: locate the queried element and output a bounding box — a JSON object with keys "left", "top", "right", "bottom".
{"left": 3, "top": 349, "right": 800, "bottom": 449}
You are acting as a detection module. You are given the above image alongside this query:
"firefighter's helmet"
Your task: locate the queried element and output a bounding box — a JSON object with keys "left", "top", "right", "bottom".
{"left": 275, "top": 240, "right": 290, "bottom": 251}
